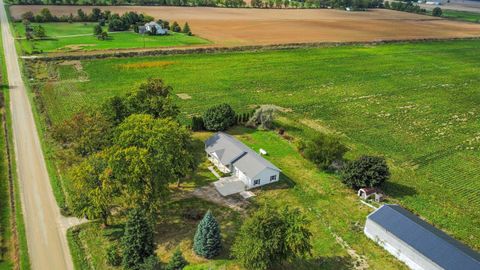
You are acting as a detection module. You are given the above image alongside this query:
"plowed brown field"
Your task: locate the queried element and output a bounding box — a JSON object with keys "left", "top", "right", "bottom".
{"left": 10, "top": 6, "right": 480, "bottom": 45}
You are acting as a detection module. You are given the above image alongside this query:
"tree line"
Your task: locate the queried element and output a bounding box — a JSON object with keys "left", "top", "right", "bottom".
{"left": 12, "top": 0, "right": 384, "bottom": 9}
{"left": 21, "top": 7, "right": 154, "bottom": 24}
{"left": 384, "top": 0, "right": 427, "bottom": 14}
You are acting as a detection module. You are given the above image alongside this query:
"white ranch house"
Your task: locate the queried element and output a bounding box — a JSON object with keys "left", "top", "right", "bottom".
{"left": 205, "top": 132, "right": 281, "bottom": 196}
{"left": 138, "top": 22, "right": 168, "bottom": 35}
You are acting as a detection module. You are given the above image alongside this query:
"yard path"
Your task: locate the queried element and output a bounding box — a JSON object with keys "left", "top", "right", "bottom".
{"left": 0, "top": 0, "right": 84, "bottom": 269}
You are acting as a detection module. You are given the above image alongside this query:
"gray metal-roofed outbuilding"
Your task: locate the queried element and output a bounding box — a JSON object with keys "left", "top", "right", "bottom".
{"left": 364, "top": 204, "right": 480, "bottom": 270}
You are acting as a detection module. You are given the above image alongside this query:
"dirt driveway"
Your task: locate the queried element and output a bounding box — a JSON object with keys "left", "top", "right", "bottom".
{"left": 10, "top": 6, "right": 480, "bottom": 46}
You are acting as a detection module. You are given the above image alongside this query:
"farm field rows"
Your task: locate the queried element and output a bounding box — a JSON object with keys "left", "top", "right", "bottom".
{"left": 29, "top": 39, "right": 480, "bottom": 253}
{"left": 12, "top": 22, "right": 209, "bottom": 53}
{"left": 439, "top": 9, "right": 480, "bottom": 23}
{"left": 10, "top": 6, "right": 480, "bottom": 46}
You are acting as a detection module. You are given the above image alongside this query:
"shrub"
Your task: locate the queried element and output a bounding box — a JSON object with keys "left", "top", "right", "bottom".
{"left": 166, "top": 249, "right": 188, "bottom": 270}
{"left": 246, "top": 105, "right": 277, "bottom": 130}
{"left": 203, "top": 103, "right": 236, "bottom": 131}
{"left": 122, "top": 209, "right": 155, "bottom": 269}
{"left": 193, "top": 210, "right": 221, "bottom": 258}
{"left": 93, "top": 24, "right": 102, "bottom": 36}
{"left": 432, "top": 7, "right": 443, "bottom": 17}
{"left": 106, "top": 244, "right": 122, "bottom": 266}
{"left": 139, "top": 255, "right": 161, "bottom": 270}
{"left": 298, "top": 133, "right": 348, "bottom": 169}
{"left": 341, "top": 155, "right": 390, "bottom": 189}
{"left": 191, "top": 116, "right": 204, "bottom": 131}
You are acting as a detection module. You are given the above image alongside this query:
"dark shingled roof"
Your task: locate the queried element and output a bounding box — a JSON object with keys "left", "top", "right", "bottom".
{"left": 368, "top": 204, "right": 480, "bottom": 270}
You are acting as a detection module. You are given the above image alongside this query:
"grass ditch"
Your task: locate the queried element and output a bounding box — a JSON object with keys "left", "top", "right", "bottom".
{"left": 0, "top": 15, "right": 31, "bottom": 269}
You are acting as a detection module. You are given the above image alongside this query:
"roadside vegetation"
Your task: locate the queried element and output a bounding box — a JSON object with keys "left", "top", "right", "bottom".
{"left": 0, "top": 22, "right": 30, "bottom": 270}
{"left": 7, "top": 0, "right": 383, "bottom": 9}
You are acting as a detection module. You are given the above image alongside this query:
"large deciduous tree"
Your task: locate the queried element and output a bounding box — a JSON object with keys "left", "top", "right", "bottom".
{"left": 232, "top": 206, "right": 312, "bottom": 270}
{"left": 193, "top": 210, "right": 222, "bottom": 258}
{"left": 110, "top": 114, "right": 196, "bottom": 213}
{"left": 52, "top": 111, "right": 112, "bottom": 157}
{"left": 341, "top": 155, "right": 390, "bottom": 189}
{"left": 125, "top": 78, "right": 179, "bottom": 118}
{"left": 69, "top": 150, "right": 117, "bottom": 226}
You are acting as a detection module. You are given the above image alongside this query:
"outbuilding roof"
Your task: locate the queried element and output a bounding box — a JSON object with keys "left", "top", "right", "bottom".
{"left": 368, "top": 204, "right": 480, "bottom": 270}
{"left": 205, "top": 132, "right": 280, "bottom": 179}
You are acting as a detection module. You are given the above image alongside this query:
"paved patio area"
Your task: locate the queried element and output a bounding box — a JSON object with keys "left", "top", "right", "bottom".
{"left": 192, "top": 183, "right": 249, "bottom": 212}
{"left": 214, "top": 176, "right": 246, "bottom": 196}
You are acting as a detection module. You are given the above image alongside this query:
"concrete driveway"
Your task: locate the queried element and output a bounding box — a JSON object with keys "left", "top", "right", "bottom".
{"left": 214, "top": 176, "right": 246, "bottom": 196}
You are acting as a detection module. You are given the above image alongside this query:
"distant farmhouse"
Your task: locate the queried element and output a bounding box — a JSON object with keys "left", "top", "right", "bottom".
{"left": 205, "top": 132, "right": 281, "bottom": 196}
{"left": 138, "top": 22, "right": 168, "bottom": 35}
{"left": 365, "top": 204, "right": 480, "bottom": 270}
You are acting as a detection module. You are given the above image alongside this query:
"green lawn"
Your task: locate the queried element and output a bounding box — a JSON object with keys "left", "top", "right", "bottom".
{"left": 440, "top": 9, "right": 480, "bottom": 23}
{"left": 65, "top": 128, "right": 406, "bottom": 270}
{"left": 68, "top": 197, "right": 243, "bottom": 270}
{"left": 13, "top": 22, "right": 210, "bottom": 54}
{"left": 29, "top": 39, "right": 480, "bottom": 253}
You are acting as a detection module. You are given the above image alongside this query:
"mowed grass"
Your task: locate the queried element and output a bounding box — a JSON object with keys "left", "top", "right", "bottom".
{"left": 34, "top": 40, "right": 480, "bottom": 251}
{"left": 440, "top": 9, "right": 480, "bottom": 23}
{"left": 68, "top": 197, "right": 243, "bottom": 270}
{"left": 13, "top": 22, "right": 210, "bottom": 54}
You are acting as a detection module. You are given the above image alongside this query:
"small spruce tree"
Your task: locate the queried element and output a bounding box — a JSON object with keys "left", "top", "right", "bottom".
{"left": 182, "top": 22, "right": 191, "bottom": 35}
{"left": 193, "top": 210, "right": 221, "bottom": 258}
{"left": 166, "top": 249, "right": 188, "bottom": 270}
{"left": 171, "top": 21, "right": 181, "bottom": 32}
{"left": 122, "top": 208, "right": 155, "bottom": 269}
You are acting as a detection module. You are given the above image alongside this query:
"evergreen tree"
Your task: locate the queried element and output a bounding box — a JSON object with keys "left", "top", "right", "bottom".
{"left": 171, "top": 21, "right": 181, "bottom": 32}
{"left": 182, "top": 22, "right": 191, "bottom": 35}
{"left": 193, "top": 210, "right": 221, "bottom": 258}
{"left": 122, "top": 208, "right": 155, "bottom": 269}
{"left": 166, "top": 249, "right": 188, "bottom": 270}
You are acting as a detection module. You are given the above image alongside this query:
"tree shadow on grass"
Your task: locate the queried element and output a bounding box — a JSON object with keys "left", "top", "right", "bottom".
{"left": 103, "top": 223, "right": 125, "bottom": 241}
{"left": 257, "top": 172, "right": 296, "bottom": 193}
{"left": 154, "top": 197, "right": 243, "bottom": 260}
{"left": 383, "top": 181, "right": 417, "bottom": 199}
{"left": 279, "top": 256, "right": 352, "bottom": 270}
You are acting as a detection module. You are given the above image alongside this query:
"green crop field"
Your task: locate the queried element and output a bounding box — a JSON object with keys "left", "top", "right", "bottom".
{"left": 440, "top": 9, "right": 480, "bottom": 23}
{"left": 30, "top": 39, "right": 480, "bottom": 253}
{"left": 13, "top": 22, "right": 210, "bottom": 54}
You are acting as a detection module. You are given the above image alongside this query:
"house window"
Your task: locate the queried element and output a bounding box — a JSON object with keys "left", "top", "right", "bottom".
{"left": 254, "top": 179, "right": 260, "bottom": 185}
{"left": 270, "top": 175, "right": 277, "bottom": 181}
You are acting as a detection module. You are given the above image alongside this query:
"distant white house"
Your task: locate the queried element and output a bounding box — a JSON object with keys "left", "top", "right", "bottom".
{"left": 138, "top": 22, "right": 168, "bottom": 35}
{"left": 365, "top": 204, "right": 480, "bottom": 270}
{"left": 205, "top": 132, "right": 281, "bottom": 196}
